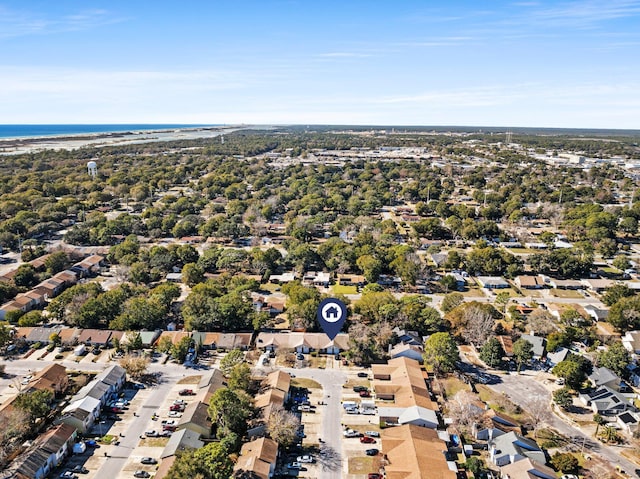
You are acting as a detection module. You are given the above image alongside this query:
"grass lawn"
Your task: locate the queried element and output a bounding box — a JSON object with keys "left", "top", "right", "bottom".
{"left": 550, "top": 289, "right": 583, "bottom": 299}
{"left": 476, "top": 384, "right": 530, "bottom": 422}
{"left": 506, "top": 248, "right": 536, "bottom": 254}
{"left": 177, "top": 375, "right": 202, "bottom": 384}
{"left": 333, "top": 284, "right": 358, "bottom": 295}
{"left": 292, "top": 378, "right": 322, "bottom": 389}
{"left": 139, "top": 437, "right": 170, "bottom": 447}
{"left": 348, "top": 456, "right": 375, "bottom": 474}
{"left": 260, "top": 283, "right": 282, "bottom": 293}
{"left": 440, "top": 376, "right": 471, "bottom": 398}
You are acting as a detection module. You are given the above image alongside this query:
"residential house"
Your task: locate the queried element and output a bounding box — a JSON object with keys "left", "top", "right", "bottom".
{"left": 177, "top": 401, "right": 213, "bottom": 439}
{"left": 381, "top": 425, "right": 457, "bottom": 479}
{"left": 579, "top": 386, "right": 636, "bottom": 416}
{"left": 581, "top": 278, "right": 614, "bottom": 293}
{"left": 589, "top": 367, "right": 629, "bottom": 392}
{"left": 255, "top": 332, "right": 349, "bottom": 354}
{"left": 94, "top": 364, "right": 127, "bottom": 396}
{"left": 545, "top": 347, "right": 569, "bottom": 367}
{"left": 196, "top": 374, "right": 228, "bottom": 405}
{"left": 77, "top": 329, "right": 113, "bottom": 347}
{"left": 303, "top": 271, "right": 331, "bottom": 288}
{"left": 622, "top": 331, "right": 640, "bottom": 356}
{"left": 34, "top": 277, "right": 66, "bottom": 298}
{"left": 499, "top": 457, "right": 556, "bottom": 479}
{"left": 160, "top": 428, "right": 204, "bottom": 459}
{"left": 519, "top": 334, "right": 546, "bottom": 361}
{"left": 378, "top": 405, "right": 438, "bottom": 429}
{"left": 473, "top": 410, "right": 522, "bottom": 440}
{"left": 489, "top": 431, "right": 545, "bottom": 466}
{"left": 14, "top": 424, "right": 77, "bottom": 479}
{"left": 233, "top": 437, "right": 279, "bottom": 479}
{"left": 71, "top": 254, "right": 104, "bottom": 277}
{"left": 392, "top": 328, "right": 423, "bottom": 346}
{"left": 60, "top": 396, "right": 101, "bottom": 433}
{"left": 388, "top": 343, "right": 424, "bottom": 363}
{"left": 514, "top": 275, "right": 545, "bottom": 290}
{"left": 583, "top": 305, "right": 609, "bottom": 322}
{"left": 477, "top": 276, "right": 510, "bottom": 289}
{"left": 496, "top": 335, "right": 514, "bottom": 357}
{"left": 337, "top": 273, "right": 366, "bottom": 287}
{"left": 263, "top": 370, "right": 291, "bottom": 402}
{"left": 548, "top": 278, "right": 584, "bottom": 290}
{"left": 27, "top": 364, "right": 69, "bottom": 397}
{"left": 617, "top": 411, "right": 640, "bottom": 435}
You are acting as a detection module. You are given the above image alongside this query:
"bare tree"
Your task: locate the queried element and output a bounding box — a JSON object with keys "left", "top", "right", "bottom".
{"left": 526, "top": 309, "right": 559, "bottom": 336}
{"left": 445, "top": 390, "right": 484, "bottom": 434}
{"left": 526, "top": 396, "right": 552, "bottom": 438}
{"left": 461, "top": 305, "right": 496, "bottom": 346}
{"left": 266, "top": 405, "right": 301, "bottom": 448}
{"left": 119, "top": 354, "right": 150, "bottom": 380}
{"left": 0, "top": 408, "right": 29, "bottom": 464}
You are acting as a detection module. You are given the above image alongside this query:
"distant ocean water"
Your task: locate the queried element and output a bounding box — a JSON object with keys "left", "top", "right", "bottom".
{"left": 0, "top": 124, "right": 211, "bottom": 139}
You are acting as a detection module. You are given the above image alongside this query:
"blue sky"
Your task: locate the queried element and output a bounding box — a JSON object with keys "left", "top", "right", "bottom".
{"left": 0, "top": 1, "right": 639, "bottom": 128}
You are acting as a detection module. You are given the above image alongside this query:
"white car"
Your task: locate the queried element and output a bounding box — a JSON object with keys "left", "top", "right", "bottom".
{"left": 168, "top": 411, "right": 182, "bottom": 418}
{"left": 297, "top": 455, "right": 314, "bottom": 463}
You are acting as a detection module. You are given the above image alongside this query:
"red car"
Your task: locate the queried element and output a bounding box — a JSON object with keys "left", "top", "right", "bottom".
{"left": 359, "top": 390, "right": 371, "bottom": 398}
{"left": 178, "top": 389, "right": 195, "bottom": 396}
{"left": 169, "top": 404, "right": 185, "bottom": 412}
{"left": 360, "top": 436, "right": 376, "bottom": 444}
{"left": 162, "top": 425, "right": 177, "bottom": 432}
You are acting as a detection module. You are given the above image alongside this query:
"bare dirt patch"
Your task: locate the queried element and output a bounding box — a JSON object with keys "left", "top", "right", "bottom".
{"left": 177, "top": 375, "right": 202, "bottom": 385}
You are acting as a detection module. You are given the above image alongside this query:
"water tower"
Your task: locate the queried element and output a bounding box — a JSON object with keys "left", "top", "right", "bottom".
{"left": 87, "top": 160, "right": 98, "bottom": 178}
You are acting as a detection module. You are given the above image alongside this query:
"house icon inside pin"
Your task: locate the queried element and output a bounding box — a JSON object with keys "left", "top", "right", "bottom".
{"left": 324, "top": 305, "right": 340, "bottom": 319}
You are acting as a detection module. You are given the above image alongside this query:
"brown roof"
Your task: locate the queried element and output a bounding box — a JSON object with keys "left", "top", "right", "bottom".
{"left": 233, "top": 437, "right": 278, "bottom": 479}
{"left": 58, "top": 328, "right": 81, "bottom": 343}
{"left": 382, "top": 425, "right": 456, "bottom": 479}
{"left": 178, "top": 401, "right": 212, "bottom": 432}
{"left": 499, "top": 457, "right": 556, "bottom": 479}
{"left": 254, "top": 388, "right": 285, "bottom": 410}
{"left": 13, "top": 326, "right": 34, "bottom": 339}
{"left": 77, "top": 329, "right": 112, "bottom": 344}
{"left": 154, "top": 455, "right": 177, "bottom": 479}
{"left": 55, "top": 270, "right": 78, "bottom": 283}
{"left": 372, "top": 357, "right": 437, "bottom": 410}
{"left": 264, "top": 370, "right": 290, "bottom": 394}
{"left": 28, "top": 364, "right": 67, "bottom": 392}
{"left": 29, "top": 254, "right": 51, "bottom": 270}
{"left": 155, "top": 330, "right": 191, "bottom": 345}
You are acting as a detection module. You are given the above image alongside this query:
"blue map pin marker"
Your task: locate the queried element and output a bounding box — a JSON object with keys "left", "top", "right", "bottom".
{"left": 317, "top": 298, "right": 347, "bottom": 340}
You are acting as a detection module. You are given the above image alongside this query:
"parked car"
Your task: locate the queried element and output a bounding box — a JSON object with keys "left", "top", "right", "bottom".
{"left": 360, "top": 436, "right": 376, "bottom": 444}
{"left": 173, "top": 399, "right": 186, "bottom": 405}
{"left": 296, "top": 455, "right": 314, "bottom": 463}
{"left": 168, "top": 411, "right": 183, "bottom": 418}
{"left": 162, "top": 424, "right": 177, "bottom": 432}
{"left": 145, "top": 430, "right": 158, "bottom": 437}
{"left": 141, "top": 457, "right": 158, "bottom": 465}
{"left": 368, "top": 474, "right": 383, "bottom": 479}
{"left": 365, "top": 431, "right": 380, "bottom": 437}
{"left": 84, "top": 440, "right": 99, "bottom": 448}
{"left": 179, "top": 389, "right": 195, "bottom": 396}
{"left": 343, "top": 429, "right": 361, "bottom": 438}
{"left": 346, "top": 407, "right": 359, "bottom": 414}
{"left": 159, "top": 430, "right": 173, "bottom": 437}
{"left": 133, "top": 383, "right": 146, "bottom": 389}
{"left": 296, "top": 353, "right": 304, "bottom": 360}
{"left": 71, "top": 466, "right": 89, "bottom": 474}
{"left": 169, "top": 404, "right": 185, "bottom": 412}
{"left": 161, "top": 419, "right": 176, "bottom": 425}
{"left": 359, "top": 390, "right": 371, "bottom": 397}
{"left": 353, "top": 386, "right": 367, "bottom": 392}
{"left": 287, "top": 462, "right": 302, "bottom": 469}
{"left": 365, "top": 448, "right": 379, "bottom": 456}
{"left": 60, "top": 472, "right": 79, "bottom": 479}
{"left": 357, "top": 372, "right": 368, "bottom": 378}
{"left": 133, "top": 472, "right": 150, "bottom": 478}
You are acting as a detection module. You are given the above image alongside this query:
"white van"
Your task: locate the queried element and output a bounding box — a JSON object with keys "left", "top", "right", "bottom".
{"left": 342, "top": 401, "right": 358, "bottom": 410}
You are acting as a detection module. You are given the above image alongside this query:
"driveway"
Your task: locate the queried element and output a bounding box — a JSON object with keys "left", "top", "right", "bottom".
{"left": 282, "top": 364, "right": 347, "bottom": 479}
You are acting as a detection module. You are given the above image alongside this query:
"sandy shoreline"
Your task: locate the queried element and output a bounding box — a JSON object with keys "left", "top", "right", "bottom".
{"left": 0, "top": 125, "right": 247, "bottom": 155}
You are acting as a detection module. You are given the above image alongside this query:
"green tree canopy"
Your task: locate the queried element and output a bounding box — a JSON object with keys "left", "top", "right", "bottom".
{"left": 423, "top": 332, "right": 459, "bottom": 376}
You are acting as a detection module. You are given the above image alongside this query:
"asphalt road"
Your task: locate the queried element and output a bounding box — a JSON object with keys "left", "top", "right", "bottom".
{"left": 488, "top": 371, "right": 638, "bottom": 475}
{"left": 95, "top": 366, "right": 184, "bottom": 479}
{"left": 282, "top": 364, "right": 348, "bottom": 479}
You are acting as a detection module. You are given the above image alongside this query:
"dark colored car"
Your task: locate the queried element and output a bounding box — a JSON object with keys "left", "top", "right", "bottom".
{"left": 359, "top": 390, "right": 371, "bottom": 397}
{"left": 141, "top": 457, "right": 158, "bottom": 465}
{"left": 179, "top": 389, "right": 195, "bottom": 396}
{"left": 357, "top": 372, "right": 368, "bottom": 378}
{"left": 71, "top": 466, "right": 89, "bottom": 474}
{"left": 353, "top": 386, "right": 367, "bottom": 392}
{"left": 368, "top": 474, "right": 383, "bottom": 479}
{"left": 85, "top": 440, "right": 99, "bottom": 448}
{"left": 365, "top": 448, "right": 379, "bottom": 456}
